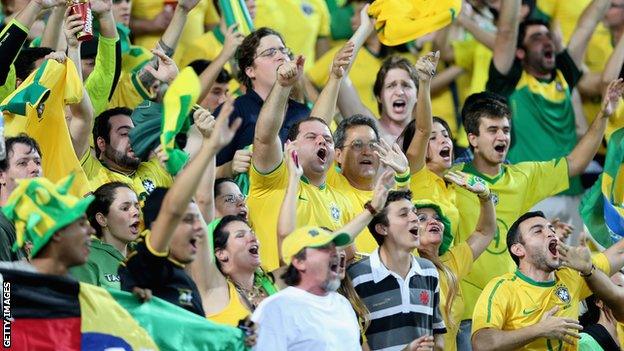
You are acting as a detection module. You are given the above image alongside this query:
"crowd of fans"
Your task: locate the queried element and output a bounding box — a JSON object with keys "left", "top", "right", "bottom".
{"left": 1, "top": 0, "right": 624, "bottom": 350}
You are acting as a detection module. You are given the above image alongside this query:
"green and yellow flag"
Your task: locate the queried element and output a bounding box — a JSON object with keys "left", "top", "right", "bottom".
{"left": 219, "top": 0, "right": 254, "bottom": 36}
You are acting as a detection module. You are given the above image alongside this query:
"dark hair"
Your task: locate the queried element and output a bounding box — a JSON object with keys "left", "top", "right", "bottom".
{"left": 373, "top": 56, "right": 419, "bottom": 115}
{"left": 188, "top": 59, "right": 232, "bottom": 84}
{"left": 286, "top": 116, "right": 331, "bottom": 142}
{"left": 142, "top": 187, "right": 168, "bottom": 230}
{"left": 579, "top": 295, "right": 601, "bottom": 328}
{"left": 461, "top": 92, "right": 510, "bottom": 143}
{"left": 506, "top": 211, "right": 545, "bottom": 266}
{"left": 0, "top": 134, "right": 42, "bottom": 172}
{"left": 214, "top": 178, "right": 237, "bottom": 197}
{"left": 281, "top": 249, "right": 307, "bottom": 286}
{"left": 334, "top": 114, "right": 380, "bottom": 149}
{"left": 14, "top": 47, "right": 55, "bottom": 81}
{"left": 236, "top": 27, "right": 286, "bottom": 90}
{"left": 87, "top": 182, "right": 134, "bottom": 238}
{"left": 213, "top": 215, "right": 249, "bottom": 272}
{"left": 93, "top": 107, "right": 133, "bottom": 157}
{"left": 399, "top": 117, "right": 453, "bottom": 154}
{"left": 517, "top": 18, "right": 549, "bottom": 49}
{"left": 368, "top": 190, "right": 413, "bottom": 245}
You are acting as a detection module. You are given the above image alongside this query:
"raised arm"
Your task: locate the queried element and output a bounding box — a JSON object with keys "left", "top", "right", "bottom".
{"left": 445, "top": 171, "right": 496, "bottom": 259}
{"left": 601, "top": 31, "right": 624, "bottom": 90}
{"left": 491, "top": 0, "right": 520, "bottom": 75}
{"left": 197, "top": 24, "right": 243, "bottom": 104}
{"left": 566, "top": 79, "right": 624, "bottom": 177}
{"left": 457, "top": 11, "right": 496, "bottom": 51}
{"left": 277, "top": 141, "right": 303, "bottom": 262}
{"left": 252, "top": 56, "right": 305, "bottom": 173}
{"left": 567, "top": 0, "right": 610, "bottom": 68}
{"left": 405, "top": 52, "right": 438, "bottom": 173}
{"left": 310, "top": 42, "right": 354, "bottom": 125}
{"left": 190, "top": 108, "right": 217, "bottom": 223}
{"left": 149, "top": 99, "right": 242, "bottom": 254}
{"left": 40, "top": 4, "right": 65, "bottom": 50}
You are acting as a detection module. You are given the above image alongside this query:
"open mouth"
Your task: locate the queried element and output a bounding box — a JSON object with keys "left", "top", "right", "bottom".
{"left": 544, "top": 50, "right": 554, "bottom": 60}
{"left": 329, "top": 260, "right": 340, "bottom": 274}
{"left": 439, "top": 147, "right": 451, "bottom": 159}
{"left": 189, "top": 238, "right": 198, "bottom": 250}
{"left": 360, "top": 159, "right": 373, "bottom": 165}
{"left": 409, "top": 227, "right": 419, "bottom": 237}
{"left": 494, "top": 144, "right": 506, "bottom": 153}
{"left": 429, "top": 224, "right": 442, "bottom": 234}
{"left": 239, "top": 209, "right": 248, "bottom": 219}
{"left": 129, "top": 221, "right": 140, "bottom": 235}
{"left": 392, "top": 100, "right": 407, "bottom": 113}
{"left": 317, "top": 148, "right": 327, "bottom": 163}
{"left": 548, "top": 239, "right": 558, "bottom": 257}
{"left": 248, "top": 244, "right": 259, "bottom": 256}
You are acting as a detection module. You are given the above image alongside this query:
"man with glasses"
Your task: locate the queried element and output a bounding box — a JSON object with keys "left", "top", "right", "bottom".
{"left": 213, "top": 27, "right": 310, "bottom": 170}
{"left": 327, "top": 114, "right": 410, "bottom": 255}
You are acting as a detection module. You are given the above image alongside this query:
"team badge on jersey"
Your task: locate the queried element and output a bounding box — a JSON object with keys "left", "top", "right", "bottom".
{"left": 490, "top": 192, "right": 499, "bottom": 206}
{"left": 301, "top": 2, "right": 314, "bottom": 15}
{"left": 555, "top": 82, "right": 564, "bottom": 92}
{"left": 178, "top": 288, "right": 193, "bottom": 306}
{"left": 330, "top": 203, "right": 341, "bottom": 222}
{"left": 555, "top": 285, "right": 571, "bottom": 304}
{"left": 142, "top": 179, "right": 155, "bottom": 194}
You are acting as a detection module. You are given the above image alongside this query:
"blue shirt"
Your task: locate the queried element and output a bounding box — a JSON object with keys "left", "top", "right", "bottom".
{"left": 214, "top": 89, "right": 310, "bottom": 166}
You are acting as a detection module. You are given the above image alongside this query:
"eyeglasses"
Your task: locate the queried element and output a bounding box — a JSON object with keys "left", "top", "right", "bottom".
{"left": 342, "top": 139, "right": 378, "bottom": 152}
{"left": 220, "top": 194, "right": 246, "bottom": 204}
{"left": 254, "top": 47, "right": 291, "bottom": 59}
{"left": 416, "top": 212, "right": 441, "bottom": 223}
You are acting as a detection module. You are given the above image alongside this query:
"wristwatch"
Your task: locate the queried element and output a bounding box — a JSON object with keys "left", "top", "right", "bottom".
{"left": 364, "top": 201, "right": 377, "bottom": 216}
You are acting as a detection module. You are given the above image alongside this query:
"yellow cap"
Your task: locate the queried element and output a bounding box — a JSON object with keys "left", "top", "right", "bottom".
{"left": 281, "top": 226, "right": 351, "bottom": 265}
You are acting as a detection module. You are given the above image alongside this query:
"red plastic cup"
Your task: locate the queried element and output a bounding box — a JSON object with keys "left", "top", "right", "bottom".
{"left": 164, "top": 0, "right": 177, "bottom": 12}
{"left": 69, "top": 0, "right": 93, "bottom": 42}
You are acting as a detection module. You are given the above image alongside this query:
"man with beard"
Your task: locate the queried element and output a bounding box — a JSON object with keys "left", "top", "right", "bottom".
{"left": 348, "top": 190, "right": 446, "bottom": 351}
{"left": 486, "top": 0, "right": 610, "bottom": 236}
{"left": 81, "top": 107, "right": 173, "bottom": 200}
{"left": 471, "top": 211, "right": 624, "bottom": 350}
{"left": 251, "top": 225, "right": 361, "bottom": 350}
{"left": 247, "top": 55, "right": 356, "bottom": 271}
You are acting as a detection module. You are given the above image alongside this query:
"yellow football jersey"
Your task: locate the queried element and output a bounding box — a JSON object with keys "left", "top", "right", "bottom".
{"left": 326, "top": 165, "right": 375, "bottom": 254}
{"left": 248, "top": 161, "right": 357, "bottom": 270}
{"left": 439, "top": 241, "right": 474, "bottom": 351}
{"left": 409, "top": 167, "right": 459, "bottom": 241}
{"left": 454, "top": 158, "right": 570, "bottom": 320}
{"left": 473, "top": 253, "right": 610, "bottom": 351}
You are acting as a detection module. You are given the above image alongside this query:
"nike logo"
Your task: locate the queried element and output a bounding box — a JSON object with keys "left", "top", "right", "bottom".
{"left": 298, "top": 195, "right": 307, "bottom": 201}
{"left": 522, "top": 307, "right": 539, "bottom": 315}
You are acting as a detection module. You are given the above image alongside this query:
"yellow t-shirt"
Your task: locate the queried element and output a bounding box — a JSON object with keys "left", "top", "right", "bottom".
{"left": 248, "top": 161, "right": 357, "bottom": 270}
{"left": 80, "top": 151, "right": 172, "bottom": 201}
{"left": 108, "top": 71, "right": 152, "bottom": 110}
{"left": 409, "top": 167, "right": 459, "bottom": 241}
{"left": 307, "top": 45, "right": 382, "bottom": 118}
{"left": 207, "top": 280, "right": 250, "bottom": 327}
{"left": 618, "top": 323, "right": 624, "bottom": 348}
{"left": 254, "top": 0, "right": 330, "bottom": 71}
{"left": 326, "top": 165, "right": 375, "bottom": 254}
{"left": 472, "top": 253, "right": 610, "bottom": 351}
{"left": 131, "top": 0, "right": 214, "bottom": 65}
{"left": 439, "top": 241, "right": 473, "bottom": 351}
{"left": 452, "top": 38, "right": 492, "bottom": 100}
{"left": 454, "top": 159, "right": 570, "bottom": 320}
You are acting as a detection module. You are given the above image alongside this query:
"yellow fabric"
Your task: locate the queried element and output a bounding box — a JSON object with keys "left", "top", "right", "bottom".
{"left": 254, "top": 0, "right": 331, "bottom": 71}
{"left": 326, "top": 165, "right": 376, "bottom": 254}
{"left": 282, "top": 225, "right": 350, "bottom": 264}
{"left": 472, "top": 253, "right": 610, "bottom": 351}
{"left": 3, "top": 59, "right": 90, "bottom": 197}
{"left": 368, "top": 0, "right": 461, "bottom": 46}
{"left": 80, "top": 151, "right": 172, "bottom": 201}
{"left": 131, "top": 0, "right": 212, "bottom": 65}
{"left": 108, "top": 71, "right": 152, "bottom": 110}
{"left": 409, "top": 167, "right": 459, "bottom": 241}
{"left": 307, "top": 45, "right": 382, "bottom": 118}
{"left": 207, "top": 280, "right": 250, "bottom": 326}
{"left": 247, "top": 161, "right": 356, "bottom": 270}
{"left": 618, "top": 323, "right": 624, "bottom": 348}
{"left": 439, "top": 241, "right": 473, "bottom": 351}
{"left": 454, "top": 159, "right": 570, "bottom": 320}
{"left": 452, "top": 38, "right": 492, "bottom": 99}
{"left": 609, "top": 100, "right": 624, "bottom": 142}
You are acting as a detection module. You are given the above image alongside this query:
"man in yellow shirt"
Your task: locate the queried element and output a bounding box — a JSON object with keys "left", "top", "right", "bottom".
{"left": 78, "top": 107, "right": 173, "bottom": 201}
{"left": 472, "top": 211, "right": 624, "bottom": 350}
{"left": 454, "top": 86, "right": 620, "bottom": 342}
{"left": 248, "top": 56, "right": 356, "bottom": 271}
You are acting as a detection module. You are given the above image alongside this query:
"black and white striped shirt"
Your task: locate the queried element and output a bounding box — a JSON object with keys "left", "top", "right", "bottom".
{"left": 348, "top": 249, "right": 446, "bottom": 351}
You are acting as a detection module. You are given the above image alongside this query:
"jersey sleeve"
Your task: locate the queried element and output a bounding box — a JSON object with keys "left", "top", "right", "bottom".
{"left": 119, "top": 237, "right": 169, "bottom": 292}
{"left": 520, "top": 158, "right": 570, "bottom": 209}
{"left": 485, "top": 58, "right": 523, "bottom": 98}
{"left": 249, "top": 160, "right": 288, "bottom": 197}
{"left": 85, "top": 35, "right": 121, "bottom": 116}
{"left": 556, "top": 50, "right": 582, "bottom": 91}
{"left": 80, "top": 149, "right": 103, "bottom": 181}
{"left": 472, "top": 277, "right": 510, "bottom": 333}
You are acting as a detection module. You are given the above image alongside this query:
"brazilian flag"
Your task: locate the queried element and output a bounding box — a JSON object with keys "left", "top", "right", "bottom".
{"left": 219, "top": 0, "right": 254, "bottom": 36}
{"left": 580, "top": 127, "right": 624, "bottom": 249}
{"left": 1, "top": 268, "right": 248, "bottom": 350}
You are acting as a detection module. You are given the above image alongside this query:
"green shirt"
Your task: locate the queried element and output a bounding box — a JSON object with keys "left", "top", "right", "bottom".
{"left": 486, "top": 50, "right": 584, "bottom": 195}
{"left": 70, "top": 237, "right": 124, "bottom": 290}
{"left": 579, "top": 333, "right": 605, "bottom": 351}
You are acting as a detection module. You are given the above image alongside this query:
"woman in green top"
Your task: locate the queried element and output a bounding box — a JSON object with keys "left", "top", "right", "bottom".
{"left": 70, "top": 182, "right": 141, "bottom": 289}
{"left": 579, "top": 294, "right": 622, "bottom": 351}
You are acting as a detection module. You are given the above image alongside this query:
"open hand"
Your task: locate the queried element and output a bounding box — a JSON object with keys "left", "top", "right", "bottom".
{"left": 221, "top": 23, "right": 245, "bottom": 60}
{"left": 372, "top": 139, "right": 409, "bottom": 175}
{"left": 330, "top": 41, "right": 354, "bottom": 79}
{"left": 601, "top": 78, "right": 624, "bottom": 116}
{"left": 557, "top": 241, "right": 593, "bottom": 274}
{"left": 445, "top": 170, "right": 490, "bottom": 198}
{"left": 537, "top": 306, "right": 583, "bottom": 345}
{"left": 145, "top": 49, "right": 179, "bottom": 84}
